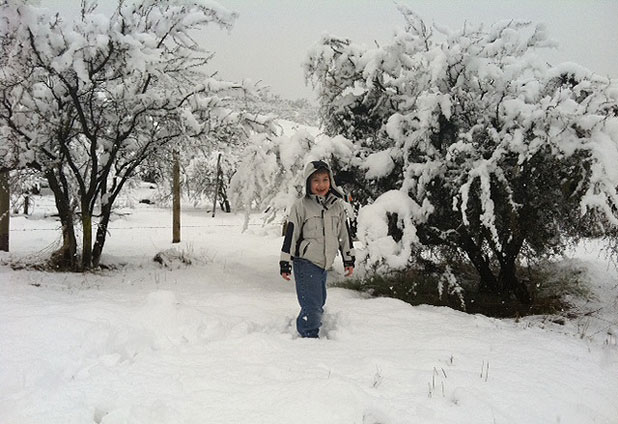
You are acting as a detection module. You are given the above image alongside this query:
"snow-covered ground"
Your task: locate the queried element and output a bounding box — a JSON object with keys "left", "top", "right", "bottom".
{"left": 1, "top": 191, "right": 617, "bottom": 424}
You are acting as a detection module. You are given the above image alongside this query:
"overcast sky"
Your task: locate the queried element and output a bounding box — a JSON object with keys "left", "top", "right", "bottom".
{"left": 46, "top": 0, "right": 618, "bottom": 100}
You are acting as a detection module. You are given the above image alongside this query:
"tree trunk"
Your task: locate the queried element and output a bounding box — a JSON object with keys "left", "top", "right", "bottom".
{"left": 45, "top": 170, "right": 78, "bottom": 270}
{"left": 81, "top": 205, "right": 93, "bottom": 269}
{"left": 459, "top": 230, "right": 499, "bottom": 293}
{"left": 493, "top": 232, "right": 531, "bottom": 304}
{"left": 92, "top": 202, "right": 111, "bottom": 268}
{"left": 93, "top": 177, "right": 130, "bottom": 268}
{"left": 498, "top": 257, "right": 531, "bottom": 304}
{"left": 0, "top": 169, "right": 9, "bottom": 252}
{"left": 172, "top": 152, "right": 181, "bottom": 243}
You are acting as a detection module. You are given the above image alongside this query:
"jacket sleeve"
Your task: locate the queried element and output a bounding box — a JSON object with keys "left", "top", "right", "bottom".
{"left": 338, "top": 206, "right": 356, "bottom": 268}
{"left": 280, "top": 200, "right": 302, "bottom": 272}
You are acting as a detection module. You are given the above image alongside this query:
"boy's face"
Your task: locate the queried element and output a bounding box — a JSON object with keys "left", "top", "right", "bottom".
{"left": 310, "top": 170, "right": 330, "bottom": 197}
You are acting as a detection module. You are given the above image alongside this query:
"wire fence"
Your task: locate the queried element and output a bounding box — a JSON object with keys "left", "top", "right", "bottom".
{"left": 9, "top": 223, "right": 270, "bottom": 232}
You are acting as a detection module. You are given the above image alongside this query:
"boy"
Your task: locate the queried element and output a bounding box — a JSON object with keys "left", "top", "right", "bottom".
{"left": 280, "top": 160, "right": 355, "bottom": 338}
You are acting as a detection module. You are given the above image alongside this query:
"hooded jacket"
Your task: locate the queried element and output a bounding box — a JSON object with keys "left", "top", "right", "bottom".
{"left": 280, "top": 160, "right": 355, "bottom": 271}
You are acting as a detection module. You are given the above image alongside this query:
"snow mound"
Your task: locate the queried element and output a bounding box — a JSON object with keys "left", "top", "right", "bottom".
{"left": 153, "top": 247, "right": 195, "bottom": 268}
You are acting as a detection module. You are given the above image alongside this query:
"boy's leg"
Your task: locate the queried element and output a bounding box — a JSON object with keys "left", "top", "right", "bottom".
{"left": 293, "top": 258, "right": 327, "bottom": 338}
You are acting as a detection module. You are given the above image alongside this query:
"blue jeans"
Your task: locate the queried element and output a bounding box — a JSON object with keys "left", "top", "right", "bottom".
{"left": 293, "top": 258, "right": 327, "bottom": 338}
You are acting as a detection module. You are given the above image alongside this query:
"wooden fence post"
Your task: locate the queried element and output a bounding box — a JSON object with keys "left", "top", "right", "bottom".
{"left": 211, "top": 153, "right": 222, "bottom": 218}
{"left": 172, "top": 152, "right": 181, "bottom": 243}
{"left": 0, "top": 169, "right": 9, "bottom": 252}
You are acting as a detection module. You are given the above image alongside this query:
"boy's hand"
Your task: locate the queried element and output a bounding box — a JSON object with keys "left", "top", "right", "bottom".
{"left": 279, "top": 261, "right": 292, "bottom": 281}
{"left": 344, "top": 266, "right": 354, "bottom": 277}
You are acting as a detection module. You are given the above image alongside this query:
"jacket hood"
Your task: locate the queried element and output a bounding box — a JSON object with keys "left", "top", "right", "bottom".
{"left": 303, "top": 160, "right": 344, "bottom": 198}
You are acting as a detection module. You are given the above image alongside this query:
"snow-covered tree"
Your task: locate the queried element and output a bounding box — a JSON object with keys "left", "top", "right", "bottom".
{"left": 0, "top": 0, "right": 264, "bottom": 269}
{"left": 234, "top": 89, "right": 318, "bottom": 127}
{"left": 136, "top": 93, "right": 277, "bottom": 209}
{"left": 5, "top": 169, "right": 44, "bottom": 214}
{"left": 305, "top": 7, "right": 618, "bottom": 303}
{"left": 172, "top": 91, "right": 314, "bottom": 209}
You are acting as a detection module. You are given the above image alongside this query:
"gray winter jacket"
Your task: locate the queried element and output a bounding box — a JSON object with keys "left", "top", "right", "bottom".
{"left": 280, "top": 161, "right": 355, "bottom": 272}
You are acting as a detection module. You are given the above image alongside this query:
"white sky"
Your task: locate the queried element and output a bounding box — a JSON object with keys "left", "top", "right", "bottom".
{"left": 45, "top": 0, "right": 618, "bottom": 100}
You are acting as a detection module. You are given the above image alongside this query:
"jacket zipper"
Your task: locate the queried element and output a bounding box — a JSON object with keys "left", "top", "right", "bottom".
{"left": 321, "top": 209, "right": 326, "bottom": 264}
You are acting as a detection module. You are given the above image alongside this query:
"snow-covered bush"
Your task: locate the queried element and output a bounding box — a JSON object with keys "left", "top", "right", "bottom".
{"left": 305, "top": 7, "right": 618, "bottom": 303}
{"left": 153, "top": 247, "right": 195, "bottom": 269}
{"left": 228, "top": 130, "right": 356, "bottom": 229}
